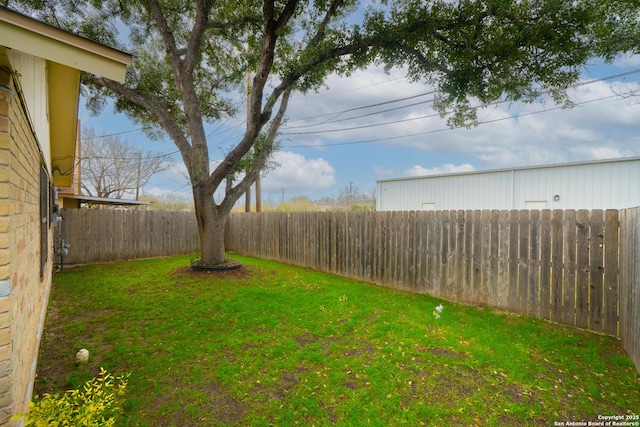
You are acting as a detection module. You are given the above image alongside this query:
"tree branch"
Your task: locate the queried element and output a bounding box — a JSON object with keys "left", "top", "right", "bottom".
{"left": 84, "top": 76, "right": 194, "bottom": 171}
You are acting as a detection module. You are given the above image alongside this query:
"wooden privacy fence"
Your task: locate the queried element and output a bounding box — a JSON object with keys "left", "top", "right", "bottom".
{"left": 58, "top": 209, "right": 199, "bottom": 264}
{"left": 226, "top": 209, "right": 639, "bottom": 372}
{"left": 619, "top": 208, "right": 640, "bottom": 374}
{"left": 54, "top": 207, "right": 639, "bottom": 372}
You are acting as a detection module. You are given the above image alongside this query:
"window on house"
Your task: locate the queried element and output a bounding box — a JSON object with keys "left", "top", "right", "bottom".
{"left": 40, "top": 165, "right": 49, "bottom": 277}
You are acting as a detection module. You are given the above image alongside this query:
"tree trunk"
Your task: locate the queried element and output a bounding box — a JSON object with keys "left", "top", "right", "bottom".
{"left": 193, "top": 184, "right": 228, "bottom": 265}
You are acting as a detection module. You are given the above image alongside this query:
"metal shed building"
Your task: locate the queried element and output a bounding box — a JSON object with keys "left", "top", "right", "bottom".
{"left": 376, "top": 157, "right": 640, "bottom": 211}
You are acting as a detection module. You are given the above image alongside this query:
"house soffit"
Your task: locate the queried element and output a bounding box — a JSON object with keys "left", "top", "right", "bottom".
{"left": 0, "top": 7, "right": 132, "bottom": 187}
{"left": 0, "top": 7, "right": 131, "bottom": 82}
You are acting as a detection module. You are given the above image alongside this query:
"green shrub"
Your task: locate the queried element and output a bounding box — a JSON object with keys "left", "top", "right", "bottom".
{"left": 13, "top": 368, "right": 129, "bottom": 427}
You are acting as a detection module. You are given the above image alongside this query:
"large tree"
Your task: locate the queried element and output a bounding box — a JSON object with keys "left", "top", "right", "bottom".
{"left": 12, "top": 0, "right": 639, "bottom": 265}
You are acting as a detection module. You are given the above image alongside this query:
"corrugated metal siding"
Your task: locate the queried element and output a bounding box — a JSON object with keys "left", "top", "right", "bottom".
{"left": 377, "top": 158, "right": 640, "bottom": 211}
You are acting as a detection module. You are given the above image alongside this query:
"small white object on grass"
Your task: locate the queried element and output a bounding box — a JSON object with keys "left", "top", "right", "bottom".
{"left": 435, "top": 304, "right": 443, "bottom": 313}
{"left": 76, "top": 348, "right": 89, "bottom": 362}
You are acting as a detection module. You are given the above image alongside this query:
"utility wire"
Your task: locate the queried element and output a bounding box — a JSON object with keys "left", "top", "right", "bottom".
{"left": 283, "top": 89, "right": 640, "bottom": 148}
{"left": 285, "top": 90, "right": 437, "bottom": 127}
{"left": 79, "top": 68, "right": 640, "bottom": 143}
{"left": 282, "top": 70, "right": 640, "bottom": 142}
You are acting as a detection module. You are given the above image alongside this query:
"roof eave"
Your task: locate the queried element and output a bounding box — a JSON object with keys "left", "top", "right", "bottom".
{"left": 0, "top": 7, "right": 131, "bottom": 82}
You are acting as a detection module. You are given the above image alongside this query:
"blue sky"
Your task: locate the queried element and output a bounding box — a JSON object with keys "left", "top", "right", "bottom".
{"left": 78, "top": 53, "right": 640, "bottom": 204}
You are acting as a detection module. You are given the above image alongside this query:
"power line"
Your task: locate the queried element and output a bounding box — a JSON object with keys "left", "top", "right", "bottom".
{"left": 283, "top": 107, "right": 441, "bottom": 135}
{"left": 80, "top": 128, "right": 143, "bottom": 140}
{"left": 284, "top": 90, "right": 437, "bottom": 127}
{"left": 283, "top": 69, "right": 640, "bottom": 130}
{"left": 282, "top": 88, "right": 640, "bottom": 148}
{"left": 281, "top": 70, "right": 640, "bottom": 145}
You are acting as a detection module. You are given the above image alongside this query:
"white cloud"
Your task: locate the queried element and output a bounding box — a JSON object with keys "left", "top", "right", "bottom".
{"left": 404, "top": 163, "right": 476, "bottom": 177}
{"left": 261, "top": 151, "right": 336, "bottom": 194}
{"left": 373, "top": 166, "right": 395, "bottom": 177}
{"left": 84, "top": 57, "right": 640, "bottom": 201}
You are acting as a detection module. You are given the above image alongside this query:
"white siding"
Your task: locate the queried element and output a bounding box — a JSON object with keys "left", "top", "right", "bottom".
{"left": 377, "top": 158, "right": 640, "bottom": 211}
{"left": 6, "top": 50, "right": 50, "bottom": 169}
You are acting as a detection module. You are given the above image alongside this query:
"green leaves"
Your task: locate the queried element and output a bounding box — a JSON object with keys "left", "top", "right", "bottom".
{"left": 13, "top": 368, "right": 129, "bottom": 427}
{"left": 14, "top": 0, "right": 639, "bottom": 262}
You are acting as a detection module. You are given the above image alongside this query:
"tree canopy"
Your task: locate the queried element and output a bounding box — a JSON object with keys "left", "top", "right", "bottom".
{"left": 11, "top": 0, "right": 639, "bottom": 265}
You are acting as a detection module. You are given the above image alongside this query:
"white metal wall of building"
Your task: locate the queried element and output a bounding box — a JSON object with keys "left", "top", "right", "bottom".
{"left": 376, "top": 158, "right": 640, "bottom": 211}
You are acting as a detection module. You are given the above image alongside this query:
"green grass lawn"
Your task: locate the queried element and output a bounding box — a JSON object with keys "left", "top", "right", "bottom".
{"left": 36, "top": 254, "right": 640, "bottom": 426}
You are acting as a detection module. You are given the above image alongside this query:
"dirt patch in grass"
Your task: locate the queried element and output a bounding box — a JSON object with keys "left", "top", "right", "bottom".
{"left": 173, "top": 264, "right": 253, "bottom": 280}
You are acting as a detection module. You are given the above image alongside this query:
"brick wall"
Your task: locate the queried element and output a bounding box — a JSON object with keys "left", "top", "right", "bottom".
{"left": 0, "top": 66, "right": 53, "bottom": 424}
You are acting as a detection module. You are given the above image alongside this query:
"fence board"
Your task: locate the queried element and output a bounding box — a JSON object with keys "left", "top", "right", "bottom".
{"left": 489, "top": 210, "right": 500, "bottom": 307}
{"left": 563, "top": 210, "right": 577, "bottom": 326}
{"left": 575, "top": 209, "right": 591, "bottom": 330}
{"left": 497, "top": 210, "right": 510, "bottom": 310}
{"left": 418, "top": 211, "right": 427, "bottom": 291}
{"left": 517, "top": 210, "right": 530, "bottom": 315}
{"left": 528, "top": 209, "right": 541, "bottom": 317}
{"left": 603, "top": 210, "right": 619, "bottom": 335}
{"left": 463, "top": 210, "right": 474, "bottom": 303}
{"left": 478, "top": 210, "right": 490, "bottom": 305}
{"left": 539, "top": 210, "right": 552, "bottom": 321}
{"left": 589, "top": 211, "right": 605, "bottom": 332}
{"left": 551, "top": 209, "right": 565, "bottom": 322}
{"left": 471, "top": 210, "right": 482, "bottom": 303}
{"left": 444, "top": 210, "right": 456, "bottom": 300}
{"left": 439, "top": 211, "right": 451, "bottom": 299}
{"left": 454, "top": 211, "right": 465, "bottom": 302}
{"left": 507, "top": 211, "right": 520, "bottom": 313}
{"left": 434, "top": 211, "right": 442, "bottom": 294}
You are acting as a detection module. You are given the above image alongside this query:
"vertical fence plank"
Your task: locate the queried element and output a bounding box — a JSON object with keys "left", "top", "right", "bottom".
{"left": 539, "top": 210, "right": 552, "bottom": 321}
{"left": 384, "top": 212, "right": 393, "bottom": 285}
{"left": 517, "top": 210, "right": 530, "bottom": 315}
{"left": 427, "top": 210, "right": 439, "bottom": 294}
{"left": 589, "top": 210, "right": 605, "bottom": 332}
{"left": 479, "top": 210, "right": 491, "bottom": 305}
{"left": 471, "top": 210, "right": 481, "bottom": 302}
{"left": 551, "top": 209, "right": 564, "bottom": 322}
{"left": 463, "top": 210, "right": 474, "bottom": 303}
{"left": 497, "top": 210, "right": 511, "bottom": 310}
{"left": 575, "top": 209, "right": 591, "bottom": 330}
{"left": 444, "top": 210, "right": 457, "bottom": 300}
{"left": 454, "top": 211, "right": 466, "bottom": 302}
{"left": 417, "top": 211, "right": 427, "bottom": 292}
{"left": 603, "top": 210, "right": 619, "bottom": 335}
{"left": 528, "top": 209, "right": 541, "bottom": 317}
{"left": 432, "top": 210, "right": 443, "bottom": 295}
{"left": 439, "top": 211, "right": 451, "bottom": 300}
{"left": 489, "top": 210, "right": 500, "bottom": 308}
{"left": 507, "top": 211, "right": 520, "bottom": 313}
{"left": 563, "top": 210, "right": 577, "bottom": 326}
{"left": 406, "top": 211, "right": 417, "bottom": 291}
